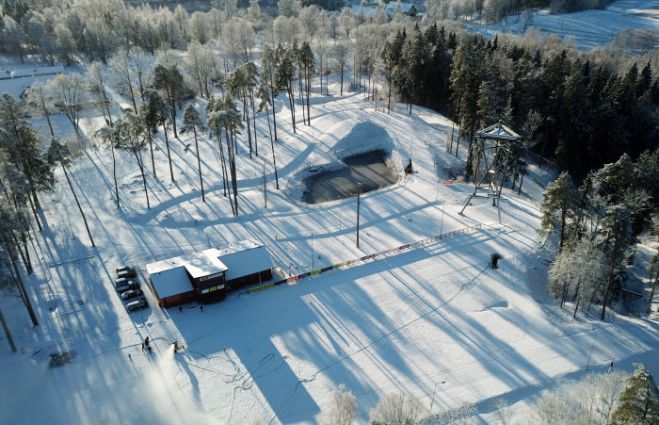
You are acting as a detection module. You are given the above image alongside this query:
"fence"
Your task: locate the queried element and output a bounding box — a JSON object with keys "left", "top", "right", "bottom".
{"left": 248, "top": 223, "right": 486, "bottom": 293}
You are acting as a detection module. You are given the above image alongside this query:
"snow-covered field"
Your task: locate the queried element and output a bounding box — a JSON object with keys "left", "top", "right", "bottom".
{"left": 1, "top": 75, "right": 659, "bottom": 424}
{"left": 466, "top": 0, "right": 659, "bottom": 50}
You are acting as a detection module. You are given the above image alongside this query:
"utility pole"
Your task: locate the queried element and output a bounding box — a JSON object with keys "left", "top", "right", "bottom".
{"left": 356, "top": 193, "right": 361, "bottom": 249}
{"left": 0, "top": 306, "right": 16, "bottom": 352}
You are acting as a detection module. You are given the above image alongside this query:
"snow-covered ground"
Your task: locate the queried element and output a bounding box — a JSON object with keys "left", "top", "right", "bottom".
{"left": 1, "top": 74, "right": 659, "bottom": 425}
{"left": 466, "top": 0, "right": 659, "bottom": 50}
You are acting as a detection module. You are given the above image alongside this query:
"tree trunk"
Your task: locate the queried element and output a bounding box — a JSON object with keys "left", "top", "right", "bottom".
{"left": 11, "top": 234, "right": 28, "bottom": 274}
{"left": 387, "top": 72, "right": 392, "bottom": 114}
{"left": 0, "top": 306, "right": 16, "bottom": 352}
{"left": 19, "top": 231, "right": 32, "bottom": 275}
{"left": 135, "top": 151, "right": 150, "bottom": 209}
{"left": 110, "top": 142, "right": 119, "bottom": 208}
{"left": 137, "top": 70, "right": 146, "bottom": 103}
{"left": 217, "top": 133, "right": 228, "bottom": 197}
{"left": 229, "top": 132, "right": 239, "bottom": 215}
{"left": 601, "top": 247, "right": 618, "bottom": 320}
{"left": 559, "top": 201, "right": 567, "bottom": 251}
{"left": 244, "top": 94, "right": 253, "bottom": 159}
{"left": 560, "top": 282, "right": 567, "bottom": 308}
{"left": 5, "top": 241, "right": 38, "bottom": 326}
{"left": 573, "top": 295, "right": 581, "bottom": 319}
{"left": 268, "top": 63, "right": 278, "bottom": 142}
{"left": 27, "top": 193, "right": 42, "bottom": 232}
{"left": 268, "top": 109, "right": 279, "bottom": 190}
{"left": 298, "top": 66, "right": 306, "bottom": 126}
{"left": 647, "top": 270, "right": 658, "bottom": 314}
{"left": 170, "top": 99, "right": 178, "bottom": 138}
{"left": 193, "top": 125, "right": 204, "bottom": 202}
{"left": 340, "top": 65, "right": 344, "bottom": 96}
{"left": 287, "top": 84, "right": 296, "bottom": 134}
{"left": 251, "top": 96, "right": 258, "bottom": 157}
{"left": 162, "top": 120, "right": 174, "bottom": 182}
{"left": 41, "top": 98, "right": 55, "bottom": 138}
{"left": 126, "top": 68, "right": 138, "bottom": 112}
{"left": 148, "top": 134, "right": 156, "bottom": 178}
{"left": 320, "top": 55, "right": 323, "bottom": 96}
{"left": 60, "top": 160, "right": 95, "bottom": 247}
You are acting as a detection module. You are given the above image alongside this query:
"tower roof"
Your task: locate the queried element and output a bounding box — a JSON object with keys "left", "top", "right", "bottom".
{"left": 476, "top": 122, "right": 521, "bottom": 141}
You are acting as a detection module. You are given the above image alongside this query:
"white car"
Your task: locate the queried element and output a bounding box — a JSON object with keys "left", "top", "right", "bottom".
{"left": 125, "top": 297, "right": 148, "bottom": 312}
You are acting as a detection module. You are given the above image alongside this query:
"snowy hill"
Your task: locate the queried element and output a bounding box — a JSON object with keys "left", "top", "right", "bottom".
{"left": 1, "top": 75, "right": 659, "bottom": 425}
{"left": 465, "top": 0, "right": 659, "bottom": 51}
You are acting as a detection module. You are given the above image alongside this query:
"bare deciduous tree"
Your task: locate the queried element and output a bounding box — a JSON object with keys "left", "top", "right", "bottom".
{"left": 322, "top": 385, "right": 357, "bottom": 425}
{"left": 370, "top": 393, "right": 423, "bottom": 425}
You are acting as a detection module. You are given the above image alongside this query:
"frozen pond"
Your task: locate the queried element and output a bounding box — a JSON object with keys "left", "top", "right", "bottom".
{"left": 303, "top": 149, "right": 398, "bottom": 204}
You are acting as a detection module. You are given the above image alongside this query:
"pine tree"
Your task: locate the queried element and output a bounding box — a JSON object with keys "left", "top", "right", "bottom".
{"left": 143, "top": 90, "right": 174, "bottom": 181}
{"left": 115, "top": 113, "right": 151, "bottom": 209}
{"left": 152, "top": 63, "right": 186, "bottom": 138}
{"left": 610, "top": 364, "right": 659, "bottom": 425}
{"left": 0, "top": 94, "right": 55, "bottom": 227}
{"left": 261, "top": 46, "right": 280, "bottom": 142}
{"left": 600, "top": 205, "right": 632, "bottom": 320}
{"left": 541, "top": 171, "right": 579, "bottom": 251}
{"left": 95, "top": 124, "right": 121, "bottom": 208}
{"left": 206, "top": 98, "right": 230, "bottom": 199}
{"left": 46, "top": 139, "right": 95, "bottom": 247}
{"left": 257, "top": 84, "right": 280, "bottom": 190}
{"left": 182, "top": 105, "right": 206, "bottom": 202}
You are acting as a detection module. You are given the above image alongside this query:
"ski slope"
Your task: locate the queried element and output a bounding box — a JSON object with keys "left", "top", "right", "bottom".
{"left": 1, "top": 76, "right": 659, "bottom": 424}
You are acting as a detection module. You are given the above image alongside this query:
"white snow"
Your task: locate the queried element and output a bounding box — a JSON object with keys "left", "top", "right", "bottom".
{"left": 213, "top": 243, "right": 273, "bottom": 282}
{"left": 1, "top": 70, "right": 658, "bottom": 425}
{"left": 148, "top": 265, "right": 194, "bottom": 299}
{"left": 466, "top": 0, "right": 659, "bottom": 50}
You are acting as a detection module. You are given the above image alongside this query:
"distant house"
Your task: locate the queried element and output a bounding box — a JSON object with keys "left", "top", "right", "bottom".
{"left": 385, "top": 2, "right": 418, "bottom": 19}
{"left": 145, "top": 242, "right": 272, "bottom": 307}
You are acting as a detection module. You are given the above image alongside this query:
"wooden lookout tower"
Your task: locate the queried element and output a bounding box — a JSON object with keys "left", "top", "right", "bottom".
{"left": 459, "top": 122, "right": 522, "bottom": 223}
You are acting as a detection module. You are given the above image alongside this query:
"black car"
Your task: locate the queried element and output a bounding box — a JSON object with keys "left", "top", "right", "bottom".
{"left": 115, "top": 279, "right": 140, "bottom": 293}
{"left": 120, "top": 288, "right": 144, "bottom": 300}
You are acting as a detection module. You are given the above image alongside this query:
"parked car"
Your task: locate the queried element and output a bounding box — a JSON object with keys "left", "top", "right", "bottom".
{"left": 125, "top": 297, "right": 148, "bottom": 312}
{"left": 120, "top": 288, "right": 144, "bottom": 301}
{"left": 116, "top": 266, "right": 137, "bottom": 278}
{"left": 115, "top": 279, "right": 139, "bottom": 293}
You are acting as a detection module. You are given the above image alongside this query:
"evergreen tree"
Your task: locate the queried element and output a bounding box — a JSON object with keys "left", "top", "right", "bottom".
{"left": 182, "top": 105, "right": 206, "bottom": 202}
{"left": 257, "top": 84, "right": 280, "bottom": 190}
{"left": 610, "top": 364, "right": 659, "bottom": 425}
{"left": 95, "top": 124, "right": 121, "bottom": 208}
{"left": 152, "top": 63, "right": 186, "bottom": 138}
{"left": 261, "top": 46, "right": 280, "bottom": 142}
{"left": 276, "top": 45, "right": 297, "bottom": 133}
{"left": 600, "top": 204, "right": 632, "bottom": 320}
{"left": 541, "top": 171, "right": 579, "bottom": 251}
{"left": 46, "top": 139, "right": 95, "bottom": 247}
{"left": 115, "top": 113, "right": 151, "bottom": 209}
